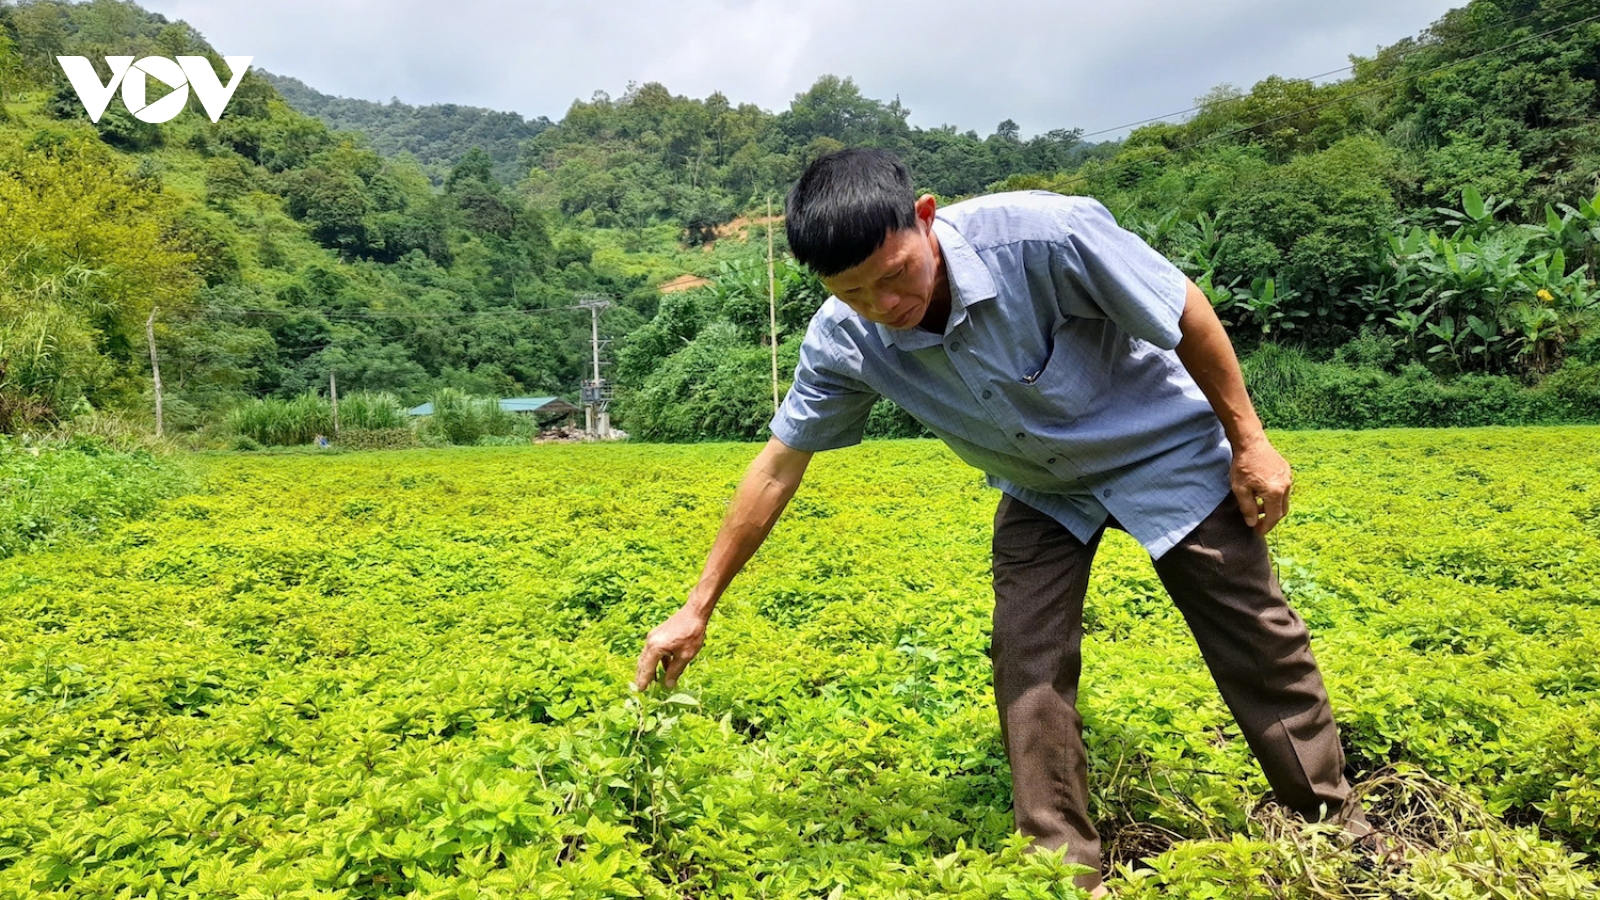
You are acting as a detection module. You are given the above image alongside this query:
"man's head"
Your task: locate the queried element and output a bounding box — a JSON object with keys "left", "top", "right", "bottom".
{"left": 786, "top": 148, "right": 946, "bottom": 330}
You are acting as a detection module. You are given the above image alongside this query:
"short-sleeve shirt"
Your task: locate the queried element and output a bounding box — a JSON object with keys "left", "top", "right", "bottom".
{"left": 768, "top": 190, "right": 1233, "bottom": 559}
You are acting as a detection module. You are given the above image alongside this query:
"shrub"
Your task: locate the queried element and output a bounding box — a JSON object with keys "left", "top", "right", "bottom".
{"left": 225, "top": 393, "right": 333, "bottom": 446}
{"left": 338, "top": 391, "right": 408, "bottom": 431}
{"left": 1241, "top": 347, "right": 1600, "bottom": 429}
{"left": 0, "top": 437, "right": 186, "bottom": 559}
{"left": 624, "top": 322, "right": 797, "bottom": 442}
{"left": 865, "top": 399, "right": 934, "bottom": 439}
{"left": 419, "top": 389, "right": 522, "bottom": 445}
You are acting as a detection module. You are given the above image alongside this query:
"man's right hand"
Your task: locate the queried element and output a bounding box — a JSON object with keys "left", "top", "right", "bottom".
{"left": 633, "top": 604, "right": 710, "bottom": 691}
{"left": 628, "top": 437, "right": 814, "bottom": 693}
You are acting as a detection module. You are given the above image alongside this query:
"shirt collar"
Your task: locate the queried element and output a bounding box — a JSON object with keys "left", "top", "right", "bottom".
{"left": 875, "top": 216, "right": 998, "bottom": 350}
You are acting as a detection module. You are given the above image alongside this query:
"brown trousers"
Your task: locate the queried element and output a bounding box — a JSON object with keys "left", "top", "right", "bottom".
{"left": 990, "top": 491, "right": 1368, "bottom": 887}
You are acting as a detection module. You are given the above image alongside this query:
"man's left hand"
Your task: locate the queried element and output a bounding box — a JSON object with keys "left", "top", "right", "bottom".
{"left": 1230, "top": 437, "right": 1293, "bottom": 537}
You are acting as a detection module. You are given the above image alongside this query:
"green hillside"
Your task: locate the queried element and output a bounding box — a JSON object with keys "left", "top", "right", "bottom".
{"left": 0, "top": 0, "right": 1597, "bottom": 446}
{"left": 260, "top": 70, "right": 553, "bottom": 186}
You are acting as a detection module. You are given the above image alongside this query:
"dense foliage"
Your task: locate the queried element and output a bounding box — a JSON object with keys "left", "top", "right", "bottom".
{"left": 0, "top": 0, "right": 648, "bottom": 438}
{"left": 0, "top": 432, "right": 1597, "bottom": 896}
{"left": 262, "top": 72, "right": 553, "bottom": 186}
{"left": 515, "top": 75, "right": 1093, "bottom": 238}
{"left": 0, "top": 0, "right": 1597, "bottom": 443}
{"left": 0, "top": 434, "right": 187, "bottom": 558}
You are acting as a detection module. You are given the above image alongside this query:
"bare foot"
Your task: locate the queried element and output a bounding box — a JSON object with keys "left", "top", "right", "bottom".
{"left": 1088, "top": 885, "right": 1111, "bottom": 899}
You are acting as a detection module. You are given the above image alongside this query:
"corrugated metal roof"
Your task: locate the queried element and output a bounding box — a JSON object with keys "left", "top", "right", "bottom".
{"left": 407, "top": 397, "right": 579, "bottom": 416}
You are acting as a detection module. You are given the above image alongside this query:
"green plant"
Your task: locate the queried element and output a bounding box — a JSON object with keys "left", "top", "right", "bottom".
{"left": 1, "top": 434, "right": 1599, "bottom": 895}
{"left": 225, "top": 393, "right": 335, "bottom": 446}
{"left": 339, "top": 391, "right": 408, "bottom": 431}
{"left": 419, "top": 389, "right": 522, "bottom": 445}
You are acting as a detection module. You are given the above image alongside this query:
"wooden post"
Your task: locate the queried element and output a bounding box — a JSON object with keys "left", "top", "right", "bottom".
{"left": 330, "top": 370, "right": 340, "bottom": 437}
{"left": 145, "top": 306, "right": 163, "bottom": 437}
{"left": 768, "top": 196, "right": 779, "bottom": 416}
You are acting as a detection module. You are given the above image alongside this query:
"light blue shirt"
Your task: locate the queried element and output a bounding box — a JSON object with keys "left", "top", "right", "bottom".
{"left": 768, "top": 190, "right": 1234, "bottom": 559}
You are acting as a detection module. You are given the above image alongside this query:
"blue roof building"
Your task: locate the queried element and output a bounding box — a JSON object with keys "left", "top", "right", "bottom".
{"left": 407, "top": 397, "right": 582, "bottom": 416}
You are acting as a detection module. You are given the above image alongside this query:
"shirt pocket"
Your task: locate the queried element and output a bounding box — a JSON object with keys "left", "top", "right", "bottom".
{"left": 1014, "top": 320, "right": 1119, "bottom": 423}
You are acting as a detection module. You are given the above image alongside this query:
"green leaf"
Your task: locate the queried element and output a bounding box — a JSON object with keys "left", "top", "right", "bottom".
{"left": 1547, "top": 205, "right": 1565, "bottom": 235}
{"left": 1463, "top": 186, "right": 1486, "bottom": 221}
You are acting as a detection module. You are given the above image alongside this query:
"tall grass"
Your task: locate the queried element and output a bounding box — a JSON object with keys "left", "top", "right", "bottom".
{"left": 225, "top": 393, "right": 333, "bottom": 447}
{"left": 226, "top": 392, "right": 415, "bottom": 446}
{"left": 1240, "top": 343, "right": 1331, "bottom": 427}
{"left": 339, "top": 392, "right": 407, "bottom": 430}
{"left": 422, "top": 389, "right": 522, "bottom": 445}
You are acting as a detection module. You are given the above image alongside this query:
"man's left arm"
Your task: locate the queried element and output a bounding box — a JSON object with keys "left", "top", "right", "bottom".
{"left": 1172, "top": 277, "right": 1293, "bottom": 536}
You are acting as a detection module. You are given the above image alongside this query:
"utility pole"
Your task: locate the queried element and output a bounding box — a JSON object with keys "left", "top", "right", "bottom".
{"left": 145, "top": 306, "right": 163, "bottom": 438}
{"left": 577, "top": 294, "right": 613, "bottom": 438}
{"left": 768, "top": 196, "right": 779, "bottom": 416}
{"left": 330, "top": 370, "right": 340, "bottom": 437}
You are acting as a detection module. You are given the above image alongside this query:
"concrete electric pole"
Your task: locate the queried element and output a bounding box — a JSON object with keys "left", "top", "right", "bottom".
{"left": 577, "top": 294, "right": 613, "bottom": 438}
{"left": 146, "top": 306, "right": 163, "bottom": 438}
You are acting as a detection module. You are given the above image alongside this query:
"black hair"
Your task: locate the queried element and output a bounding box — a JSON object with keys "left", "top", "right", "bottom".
{"left": 785, "top": 148, "right": 917, "bottom": 277}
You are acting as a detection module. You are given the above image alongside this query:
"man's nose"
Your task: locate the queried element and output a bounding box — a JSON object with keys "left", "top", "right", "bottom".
{"left": 875, "top": 292, "right": 907, "bottom": 315}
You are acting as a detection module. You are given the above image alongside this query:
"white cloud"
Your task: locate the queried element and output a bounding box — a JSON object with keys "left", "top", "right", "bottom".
{"left": 140, "top": 0, "right": 1461, "bottom": 137}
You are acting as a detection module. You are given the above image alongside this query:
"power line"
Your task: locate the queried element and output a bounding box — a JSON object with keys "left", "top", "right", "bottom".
{"left": 1054, "top": 9, "right": 1600, "bottom": 192}
{"left": 1074, "top": 0, "right": 1596, "bottom": 141}
{"left": 198, "top": 303, "right": 590, "bottom": 321}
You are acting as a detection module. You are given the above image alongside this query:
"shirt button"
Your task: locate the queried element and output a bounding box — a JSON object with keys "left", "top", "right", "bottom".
{"left": 1015, "top": 432, "right": 1025, "bottom": 440}
{"left": 949, "top": 342, "right": 961, "bottom": 351}
{"left": 1102, "top": 489, "right": 1113, "bottom": 499}
{"left": 1047, "top": 458, "right": 1057, "bottom": 464}
{"left": 982, "top": 390, "right": 992, "bottom": 399}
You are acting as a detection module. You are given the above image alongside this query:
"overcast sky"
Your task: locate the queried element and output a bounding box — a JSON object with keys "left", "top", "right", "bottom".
{"left": 138, "top": 0, "right": 1463, "bottom": 139}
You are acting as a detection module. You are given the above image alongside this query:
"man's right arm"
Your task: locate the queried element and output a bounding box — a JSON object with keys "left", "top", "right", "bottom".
{"left": 632, "top": 436, "right": 814, "bottom": 691}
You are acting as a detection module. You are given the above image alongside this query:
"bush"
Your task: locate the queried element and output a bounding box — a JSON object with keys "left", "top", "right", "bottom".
{"left": 225, "top": 393, "right": 334, "bottom": 446}
{"left": 625, "top": 322, "right": 797, "bottom": 442}
{"left": 865, "top": 399, "right": 934, "bottom": 439}
{"left": 1569, "top": 332, "right": 1600, "bottom": 366}
{"left": 1531, "top": 363, "right": 1600, "bottom": 422}
{"left": 338, "top": 392, "right": 408, "bottom": 431}
{"left": 1241, "top": 346, "right": 1600, "bottom": 429}
{"left": 419, "top": 389, "right": 522, "bottom": 445}
{"left": 0, "top": 436, "right": 187, "bottom": 559}
{"left": 474, "top": 434, "right": 531, "bottom": 447}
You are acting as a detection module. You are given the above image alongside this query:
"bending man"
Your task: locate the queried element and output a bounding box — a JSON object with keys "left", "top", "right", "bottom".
{"left": 633, "top": 148, "right": 1370, "bottom": 895}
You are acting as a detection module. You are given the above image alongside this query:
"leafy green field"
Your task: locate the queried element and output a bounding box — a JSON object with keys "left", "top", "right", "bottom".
{"left": 1, "top": 430, "right": 1598, "bottom": 898}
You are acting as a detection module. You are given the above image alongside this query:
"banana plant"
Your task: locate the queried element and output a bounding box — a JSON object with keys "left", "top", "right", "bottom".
{"left": 1386, "top": 308, "right": 1429, "bottom": 363}
{"left": 1230, "top": 275, "right": 1309, "bottom": 337}
{"left": 1462, "top": 314, "right": 1500, "bottom": 371}
{"left": 1176, "top": 211, "right": 1225, "bottom": 275}
{"left": 1425, "top": 314, "right": 1466, "bottom": 371}
{"left": 1537, "top": 188, "right": 1600, "bottom": 272}
{"left": 1196, "top": 270, "right": 1237, "bottom": 316}
{"left": 1435, "top": 186, "right": 1513, "bottom": 238}
{"left": 1505, "top": 303, "right": 1562, "bottom": 373}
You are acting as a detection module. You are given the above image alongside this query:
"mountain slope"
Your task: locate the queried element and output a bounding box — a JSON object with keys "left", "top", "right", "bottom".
{"left": 260, "top": 70, "right": 552, "bottom": 185}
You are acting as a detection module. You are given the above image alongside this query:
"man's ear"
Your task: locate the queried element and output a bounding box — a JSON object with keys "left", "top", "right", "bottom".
{"left": 915, "top": 193, "right": 937, "bottom": 228}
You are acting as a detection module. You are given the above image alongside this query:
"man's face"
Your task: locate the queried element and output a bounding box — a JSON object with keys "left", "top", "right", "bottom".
{"left": 819, "top": 197, "right": 942, "bottom": 330}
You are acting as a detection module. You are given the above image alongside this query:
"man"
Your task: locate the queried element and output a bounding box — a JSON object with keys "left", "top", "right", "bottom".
{"left": 633, "top": 148, "right": 1371, "bottom": 895}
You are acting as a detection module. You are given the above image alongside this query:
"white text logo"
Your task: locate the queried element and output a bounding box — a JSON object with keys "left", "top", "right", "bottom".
{"left": 56, "top": 55, "right": 253, "bottom": 124}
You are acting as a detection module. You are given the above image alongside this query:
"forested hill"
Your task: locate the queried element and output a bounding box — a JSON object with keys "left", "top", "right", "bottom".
{"left": 269, "top": 68, "right": 1101, "bottom": 240}
{"left": 259, "top": 71, "right": 553, "bottom": 185}
{"left": 1, "top": 0, "right": 1597, "bottom": 446}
